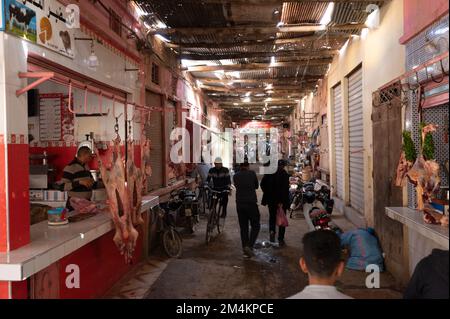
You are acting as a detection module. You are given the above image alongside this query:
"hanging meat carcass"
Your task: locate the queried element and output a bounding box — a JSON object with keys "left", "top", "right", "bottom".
{"left": 141, "top": 115, "right": 153, "bottom": 194}
{"left": 407, "top": 155, "right": 441, "bottom": 211}
{"left": 127, "top": 137, "right": 144, "bottom": 225}
{"left": 96, "top": 137, "right": 138, "bottom": 264}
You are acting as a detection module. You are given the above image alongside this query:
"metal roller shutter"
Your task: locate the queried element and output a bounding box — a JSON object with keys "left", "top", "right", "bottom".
{"left": 145, "top": 91, "right": 164, "bottom": 191}
{"left": 333, "top": 84, "right": 344, "bottom": 199}
{"left": 348, "top": 67, "right": 364, "bottom": 213}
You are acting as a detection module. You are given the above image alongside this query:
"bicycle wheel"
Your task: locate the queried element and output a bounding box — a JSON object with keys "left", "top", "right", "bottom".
{"left": 217, "top": 204, "right": 225, "bottom": 234}
{"left": 205, "top": 198, "right": 218, "bottom": 244}
{"left": 162, "top": 228, "right": 183, "bottom": 258}
{"left": 198, "top": 190, "right": 206, "bottom": 216}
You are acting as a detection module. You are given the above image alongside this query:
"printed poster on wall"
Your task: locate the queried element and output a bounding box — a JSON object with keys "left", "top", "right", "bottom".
{"left": 0, "top": 0, "right": 5, "bottom": 31}
{"left": 4, "top": 0, "right": 74, "bottom": 58}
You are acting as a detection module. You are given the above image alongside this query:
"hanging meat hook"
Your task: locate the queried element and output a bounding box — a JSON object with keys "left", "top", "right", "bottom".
{"left": 112, "top": 96, "right": 123, "bottom": 119}
{"left": 430, "top": 60, "right": 447, "bottom": 83}
{"left": 83, "top": 86, "right": 95, "bottom": 115}
{"left": 67, "top": 80, "right": 76, "bottom": 114}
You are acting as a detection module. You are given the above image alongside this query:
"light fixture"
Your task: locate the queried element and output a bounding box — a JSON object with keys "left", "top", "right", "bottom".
{"left": 270, "top": 56, "right": 276, "bottom": 66}
{"left": 75, "top": 37, "right": 99, "bottom": 70}
{"left": 245, "top": 92, "right": 251, "bottom": 97}
{"left": 277, "top": 21, "right": 284, "bottom": 28}
{"left": 365, "top": 6, "right": 380, "bottom": 29}
{"left": 243, "top": 97, "right": 251, "bottom": 103}
{"left": 320, "top": 2, "right": 335, "bottom": 26}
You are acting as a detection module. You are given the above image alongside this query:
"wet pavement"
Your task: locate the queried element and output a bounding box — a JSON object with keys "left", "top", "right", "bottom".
{"left": 105, "top": 189, "right": 404, "bottom": 299}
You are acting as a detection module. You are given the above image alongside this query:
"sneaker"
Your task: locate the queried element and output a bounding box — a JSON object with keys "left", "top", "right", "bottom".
{"left": 243, "top": 246, "right": 254, "bottom": 258}
{"left": 269, "top": 232, "right": 275, "bottom": 243}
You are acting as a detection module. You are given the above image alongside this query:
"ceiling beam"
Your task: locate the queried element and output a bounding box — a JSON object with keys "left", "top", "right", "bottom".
{"left": 179, "top": 49, "right": 338, "bottom": 61}
{"left": 199, "top": 76, "right": 322, "bottom": 84}
{"left": 150, "top": 23, "right": 366, "bottom": 36}
{"left": 185, "top": 58, "right": 332, "bottom": 72}
{"left": 201, "top": 84, "right": 315, "bottom": 93}
{"left": 165, "top": 34, "right": 348, "bottom": 49}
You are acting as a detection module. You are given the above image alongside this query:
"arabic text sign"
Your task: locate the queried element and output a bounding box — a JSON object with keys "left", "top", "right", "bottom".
{"left": 5, "top": 0, "right": 74, "bottom": 59}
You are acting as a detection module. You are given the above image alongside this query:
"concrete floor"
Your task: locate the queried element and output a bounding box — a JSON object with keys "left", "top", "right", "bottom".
{"left": 105, "top": 188, "right": 405, "bottom": 299}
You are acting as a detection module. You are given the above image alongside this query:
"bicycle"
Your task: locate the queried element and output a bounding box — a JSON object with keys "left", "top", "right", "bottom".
{"left": 196, "top": 183, "right": 209, "bottom": 217}
{"left": 151, "top": 205, "right": 183, "bottom": 258}
{"left": 205, "top": 187, "right": 230, "bottom": 244}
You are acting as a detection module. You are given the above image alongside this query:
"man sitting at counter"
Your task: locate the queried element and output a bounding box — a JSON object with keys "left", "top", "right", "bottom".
{"left": 61, "top": 146, "right": 97, "bottom": 211}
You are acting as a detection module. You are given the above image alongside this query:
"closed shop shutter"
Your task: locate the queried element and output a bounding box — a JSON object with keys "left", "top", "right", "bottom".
{"left": 166, "top": 100, "right": 176, "bottom": 184}
{"left": 145, "top": 91, "right": 163, "bottom": 191}
{"left": 348, "top": 67, "right": 364, "bottom": 213}
{"left": 333, "top": 84, "right": 344, "bottom": 199}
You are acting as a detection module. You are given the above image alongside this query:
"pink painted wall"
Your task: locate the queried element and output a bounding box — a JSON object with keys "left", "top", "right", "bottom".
{"left": 400, "top": 0, "right": 449, "bottom": 44}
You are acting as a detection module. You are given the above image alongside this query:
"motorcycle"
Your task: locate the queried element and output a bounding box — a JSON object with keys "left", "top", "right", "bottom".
{"left": 302, "top": 185, "right": 340, "bottom": 232}
{"left": 160, "top": 188, "right": 199, "bottom": 234}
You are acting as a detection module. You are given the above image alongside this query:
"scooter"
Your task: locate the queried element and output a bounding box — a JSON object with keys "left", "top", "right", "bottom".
{"left": 302, "top": 189, "right": 341, "bottom": 232}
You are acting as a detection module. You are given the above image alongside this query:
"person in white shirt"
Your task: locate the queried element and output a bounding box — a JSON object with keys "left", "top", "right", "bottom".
{"left": 288, "top": 230, "right": 353, "bottom": 299}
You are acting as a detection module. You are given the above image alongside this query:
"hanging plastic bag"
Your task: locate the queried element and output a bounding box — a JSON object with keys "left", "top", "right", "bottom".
{"left": 276, "top": 205, "right": 289, "bottom": 227}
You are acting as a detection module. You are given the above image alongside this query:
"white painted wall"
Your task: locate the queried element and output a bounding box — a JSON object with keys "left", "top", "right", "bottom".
{"left": 0, "top": 27, "right": 141, "bottom": 141}
{"left": 327, "top": 0, "right": 406, "bottom": 226}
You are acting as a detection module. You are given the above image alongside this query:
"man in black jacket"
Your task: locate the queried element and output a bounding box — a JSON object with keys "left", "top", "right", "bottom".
{"left": 233, "top": 161, "right": 260, "bottom": 258}
{"left": 207, "top": 157, "right": 231, "bottom": 218}
{"left": 404, "top": 249, "right": 449, "bottom": 299}
{"left": 260, "top": 159, "right": 290, "bottom": 246}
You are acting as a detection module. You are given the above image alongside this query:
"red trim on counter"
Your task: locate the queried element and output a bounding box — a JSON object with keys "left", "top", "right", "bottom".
{"left": 57, "top": 226, "right": 144, "bottom": 299}
{"left": 7, "top": 144, "right": 30, "bottom": 250}
{"left": 0, "top": 282, "right": 9, "bottom": 299}
{"left": 0, "top": 135, "right": 7, "bottom": 253}
{"left": 11, "top": 281, "right": 28, "bottom": 299}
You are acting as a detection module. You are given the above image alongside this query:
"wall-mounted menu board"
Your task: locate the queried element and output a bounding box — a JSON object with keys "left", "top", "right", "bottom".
{"left": 4, "top": 0, "right": 75, "bottom": 58}
{"left": 39, "top": 93, "right": 74, "bottom": 142}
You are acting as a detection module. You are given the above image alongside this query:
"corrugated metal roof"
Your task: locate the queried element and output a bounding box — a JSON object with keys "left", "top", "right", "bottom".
{"left": 281, "top": 2, "right": 329, "bottom": 24}
{"left": 135, "top": 0, "right": 384, "bottom": 120}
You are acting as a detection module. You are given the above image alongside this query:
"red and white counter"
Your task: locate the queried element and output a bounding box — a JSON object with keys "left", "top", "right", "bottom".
{"left": 0, "top": 196, "right": 158, "bottom": 298}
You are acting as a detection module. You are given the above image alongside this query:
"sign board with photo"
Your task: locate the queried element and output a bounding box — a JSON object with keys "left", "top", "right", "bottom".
{"left": 4, "top": 0, "right": 75, "bottom": 58}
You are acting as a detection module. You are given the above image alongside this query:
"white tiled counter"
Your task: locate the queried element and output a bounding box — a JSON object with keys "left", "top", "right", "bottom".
{"left": 385, "top": 207, "right": 449, "bottom": 249}
{"left": 0, "top": 196, "right": 159, "bottom": 281}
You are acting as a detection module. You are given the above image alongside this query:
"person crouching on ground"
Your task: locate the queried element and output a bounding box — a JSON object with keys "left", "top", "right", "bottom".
{"left": 289, "top": 230, "right": 352, "bottom": 299}
{"left": 233, "top": 161, "right": 260, "bottom": 258}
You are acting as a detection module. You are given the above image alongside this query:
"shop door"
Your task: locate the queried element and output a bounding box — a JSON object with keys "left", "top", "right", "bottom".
{"left": 348, "top": 67, "right": 364, "bottom": 214}
{"left": 333, "top": 84, "right": 344, "bottom": 199}
{"left": 145, "top": 91, "right": 163, "bottom": 191}
{"left": 372, "top": 86, "right": 404, "bottom": 281}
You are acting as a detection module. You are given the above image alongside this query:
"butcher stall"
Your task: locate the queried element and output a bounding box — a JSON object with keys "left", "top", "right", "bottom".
{"left": 374, "top": 15, "right": 449, "bottom": 285}
{"left": 0, "top": 1, "right": 166, "bottom": 298}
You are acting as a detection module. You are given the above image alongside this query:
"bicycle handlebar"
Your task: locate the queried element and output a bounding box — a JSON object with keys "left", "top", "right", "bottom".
{"left": 205, "top": 186, "right": 230, "bottom": 194}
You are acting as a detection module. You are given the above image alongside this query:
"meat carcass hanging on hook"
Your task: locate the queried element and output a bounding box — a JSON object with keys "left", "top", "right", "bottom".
{"left": 95, "top": 120, "right": 138, "bottom": 264}
{"left": 126, "top": 113, "right": 145, "bottom": 226}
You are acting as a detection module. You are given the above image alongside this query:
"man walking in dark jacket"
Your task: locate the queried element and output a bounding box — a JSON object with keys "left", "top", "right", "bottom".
{"left": 233, "top": 161, "right": 260, "bottom": 258}
{"left": 261, "top": 159, "right": 290, "bottom": 246}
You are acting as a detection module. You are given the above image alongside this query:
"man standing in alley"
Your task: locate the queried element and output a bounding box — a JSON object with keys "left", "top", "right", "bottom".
{"left": 233, "top": 161, "right": 260, "bottom": 258}
{"left": 261, "top": 159, "right": 290, "bottom": 246}
{"left": 207, "top": 157, "right": 231, "bottom": 218}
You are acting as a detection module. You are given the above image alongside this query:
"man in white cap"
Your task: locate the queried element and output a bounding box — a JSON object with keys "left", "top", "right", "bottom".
{"left": 207, "top": 157, "right": 231, "bottom": 218}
